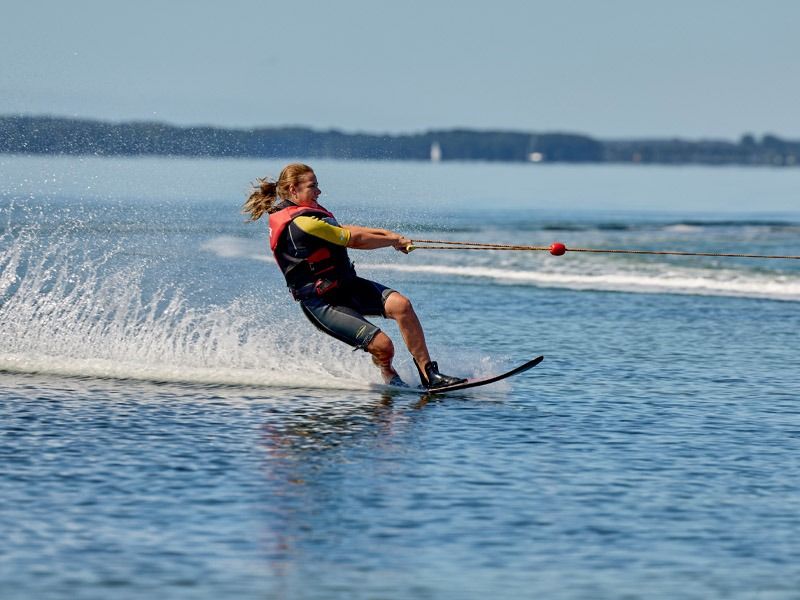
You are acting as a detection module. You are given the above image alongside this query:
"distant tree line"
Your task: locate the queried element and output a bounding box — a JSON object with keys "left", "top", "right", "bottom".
{"left": 1, "top": 115, "right": 798, "bottom": 167}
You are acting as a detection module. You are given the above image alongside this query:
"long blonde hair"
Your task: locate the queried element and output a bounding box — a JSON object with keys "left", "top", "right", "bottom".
{"left": 242, "top": 163, "right": 314, "bottom": 222}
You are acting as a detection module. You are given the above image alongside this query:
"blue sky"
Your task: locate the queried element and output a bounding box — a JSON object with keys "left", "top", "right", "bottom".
{"left": 2, "top": 0, "right": 798, "bottom": 139}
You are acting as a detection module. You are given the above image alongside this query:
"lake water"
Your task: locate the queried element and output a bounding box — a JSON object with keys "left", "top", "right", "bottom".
{"left": 2, "top": 155, "right": 799, "bottom": 599}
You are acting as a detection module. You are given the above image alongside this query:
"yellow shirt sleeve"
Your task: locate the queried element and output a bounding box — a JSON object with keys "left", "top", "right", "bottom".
{"left": 293, "top": 216, "right": 351, "bottom": 246}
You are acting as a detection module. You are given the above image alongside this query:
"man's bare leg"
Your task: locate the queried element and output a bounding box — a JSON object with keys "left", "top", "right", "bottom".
{"left": 383, "top": 293, "right": 431, "bottom": 368}
{"left": 383, "top": 292, "right": 465, "bottom": 388}
{"left": 366, "top": 332, "right": 399, "bottom": 383}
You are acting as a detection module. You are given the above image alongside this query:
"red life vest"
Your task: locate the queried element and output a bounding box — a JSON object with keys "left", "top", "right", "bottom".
{"left": 267, "top": 202, "right": 354, "bottom": 297}
{"left": 268, "top": 204, "right": 335, "bottom": 252}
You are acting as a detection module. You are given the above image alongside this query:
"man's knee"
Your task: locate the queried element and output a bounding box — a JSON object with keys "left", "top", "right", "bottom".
{"left": 385, "top": 293, "right": 414, "bottom": 319}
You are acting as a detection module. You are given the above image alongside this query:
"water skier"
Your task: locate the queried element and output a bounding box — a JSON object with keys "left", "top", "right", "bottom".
{"left": 243, "top": 163, "right": 465, "bottom": 390}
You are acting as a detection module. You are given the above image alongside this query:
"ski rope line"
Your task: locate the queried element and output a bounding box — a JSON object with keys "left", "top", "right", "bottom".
{"left": 408, "top": 238, "right": 800, "bottom": 260}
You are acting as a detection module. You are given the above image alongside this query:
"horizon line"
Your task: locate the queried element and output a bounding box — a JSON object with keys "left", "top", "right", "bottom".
{"left": 2, "top": 113, "right": 796, "bottom": 144}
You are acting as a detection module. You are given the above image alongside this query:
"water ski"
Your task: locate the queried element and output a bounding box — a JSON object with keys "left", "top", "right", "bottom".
{"left": 386, "top": 355, "right": 544, "bottom": 394}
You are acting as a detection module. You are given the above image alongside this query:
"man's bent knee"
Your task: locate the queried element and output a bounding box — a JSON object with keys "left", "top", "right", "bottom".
{"left": 385, "top": 293, "right": 414, "bottom": 319}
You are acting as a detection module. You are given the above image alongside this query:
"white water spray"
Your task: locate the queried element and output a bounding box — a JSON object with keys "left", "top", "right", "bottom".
{"left": 0, "top": 223, "right": 378, "bottom": 389}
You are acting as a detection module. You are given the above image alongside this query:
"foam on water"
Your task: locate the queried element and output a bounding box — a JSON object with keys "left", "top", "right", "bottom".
{"left": 201, "top": 235, "right": 270, "bottom": 263}
{"left": 363, "top": 263, "right": 800, "bottom": 302}
{"left": 0, "top": 227, "right": 378, "bottom": 389}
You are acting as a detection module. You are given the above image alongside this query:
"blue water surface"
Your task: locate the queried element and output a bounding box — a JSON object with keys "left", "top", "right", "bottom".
{"left": 2, "top": 157, "right": 800, "bottom": 599}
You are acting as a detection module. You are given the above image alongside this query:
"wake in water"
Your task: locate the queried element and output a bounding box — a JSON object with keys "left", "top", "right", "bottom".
{"left": 363, "top": 262, "right": 800, "bottom": 302}
{"left": 0, "top": 218, "right": 382, "bottom": 389}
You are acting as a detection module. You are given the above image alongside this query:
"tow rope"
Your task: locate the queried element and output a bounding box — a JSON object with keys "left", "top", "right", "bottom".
{"left": 408, "top": 239, "right": 800, "bottom": 260}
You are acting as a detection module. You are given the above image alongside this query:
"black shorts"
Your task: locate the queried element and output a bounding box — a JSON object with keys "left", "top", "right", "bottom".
{"left": 299, "top": 277, "right": 396, "bottom": 351}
